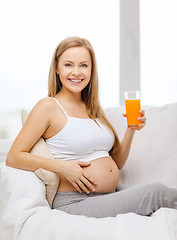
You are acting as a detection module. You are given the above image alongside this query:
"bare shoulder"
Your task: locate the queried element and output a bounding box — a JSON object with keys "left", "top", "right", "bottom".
{"left": 21, "top": 97, "right": 56, "bottom": 130}
{"left": 28, "top": 97, "right": 56, "bottom": 118}
{"left": 33, "top": 97, "right": 56, "bottom": 111}
{"left": 8, "top": 97, "right": 57, "bottom": 154}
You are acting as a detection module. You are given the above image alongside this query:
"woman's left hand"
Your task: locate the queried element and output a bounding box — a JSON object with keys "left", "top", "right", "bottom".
{"left": 123, "top": 110, "right": 146, "bottom": 131}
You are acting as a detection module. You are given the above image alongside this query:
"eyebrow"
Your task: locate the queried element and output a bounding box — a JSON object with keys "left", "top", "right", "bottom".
{"left": 64, "top": 60, "right": 89, "bottom": 64}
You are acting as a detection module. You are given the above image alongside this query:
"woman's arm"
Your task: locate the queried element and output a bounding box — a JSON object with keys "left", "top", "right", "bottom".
{"left": 110, "top": 128, "right": 135, "bottom": 169}
{"left": 110, "top": 110, "right": 146, "bottom": 169}
{"left": 6, "top": 97, "right": 61, "bottom": 173}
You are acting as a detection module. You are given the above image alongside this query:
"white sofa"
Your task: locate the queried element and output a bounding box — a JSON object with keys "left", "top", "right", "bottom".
{"left": 0, "top": 139, "right": 13, "bottom": 166}
{"left": 0, "top": 103, "right": 177, "bottom": 240}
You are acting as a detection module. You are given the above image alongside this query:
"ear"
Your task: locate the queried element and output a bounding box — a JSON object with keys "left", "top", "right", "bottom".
{"left": 56, "top": 66, "right": 59, "bottom": 75}
{"left": 55, "top": 61, "right": 59, "bottom": 75}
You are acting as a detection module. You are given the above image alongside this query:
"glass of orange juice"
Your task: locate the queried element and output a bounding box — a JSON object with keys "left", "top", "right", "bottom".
{"left": 124, "top": 91, "right": 142, "bottom": 128}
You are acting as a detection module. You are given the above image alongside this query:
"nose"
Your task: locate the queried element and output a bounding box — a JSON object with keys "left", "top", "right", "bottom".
{"left": 72, "top": 66, "right": 81, "bottom": 76}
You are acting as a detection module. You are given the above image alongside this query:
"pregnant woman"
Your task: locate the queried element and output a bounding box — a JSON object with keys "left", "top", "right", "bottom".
{"left": 6, "top": 36, "right": 177, "bottom": 218}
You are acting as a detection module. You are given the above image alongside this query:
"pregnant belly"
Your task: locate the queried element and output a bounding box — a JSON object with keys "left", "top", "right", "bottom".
{"left": 57, "top": 157, "right": 119, "bottom": 193}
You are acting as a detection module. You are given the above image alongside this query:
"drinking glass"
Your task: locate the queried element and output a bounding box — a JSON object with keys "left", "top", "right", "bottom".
{"left": 124, "top": 91, "right": 142, "bottom": 128}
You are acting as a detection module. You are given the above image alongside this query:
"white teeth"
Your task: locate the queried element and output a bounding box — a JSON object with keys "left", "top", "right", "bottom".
{"left": 69, "top": 79, "right": 82, "bottom": 83}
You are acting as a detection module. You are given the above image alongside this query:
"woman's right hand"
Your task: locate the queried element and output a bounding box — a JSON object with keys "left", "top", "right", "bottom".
{"left": 59, "top": 160, "right": 97, "bottom": 194}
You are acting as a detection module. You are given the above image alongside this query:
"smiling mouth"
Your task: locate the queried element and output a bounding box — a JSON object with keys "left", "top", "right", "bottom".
{"left": 68, "top": 78, "right": 83, "bottom": 83}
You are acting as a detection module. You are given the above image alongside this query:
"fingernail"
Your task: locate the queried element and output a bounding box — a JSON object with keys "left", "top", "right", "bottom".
{"left": 92, "top": 188, "right": 95, "bottom": 192}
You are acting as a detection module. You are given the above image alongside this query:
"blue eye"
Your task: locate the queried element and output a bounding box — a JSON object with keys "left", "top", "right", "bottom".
{"left": 81, "top": 64, "right": 87, "bottom": 67}
{"left": 65, "top": 63, "right": 72, "bottom": 67}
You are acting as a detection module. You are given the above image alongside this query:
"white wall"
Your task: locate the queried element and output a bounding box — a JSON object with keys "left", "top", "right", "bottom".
{"left": 0, "top": 0, "right": 119, "bottom": 114}
{"left": 140, "top": 0, "right": 177, "bottom": 106}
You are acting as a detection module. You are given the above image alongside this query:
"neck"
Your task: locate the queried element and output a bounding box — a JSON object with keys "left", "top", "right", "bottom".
{"left": 57, "top": 89, "right": 83, "bottom": 104}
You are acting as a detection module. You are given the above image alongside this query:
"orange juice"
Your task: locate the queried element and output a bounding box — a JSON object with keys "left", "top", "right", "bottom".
{"left": 125, "top": 99, "right": 142, "bottom": 127}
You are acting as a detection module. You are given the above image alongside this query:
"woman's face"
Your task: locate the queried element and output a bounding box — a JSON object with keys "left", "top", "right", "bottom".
{"left": 56, "top": 46, "right": 92, "bottom": 95}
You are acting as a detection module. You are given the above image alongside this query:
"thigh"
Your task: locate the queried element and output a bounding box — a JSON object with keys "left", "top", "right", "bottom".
{"left": 59, "top": 182, "right": 157, "bottom": 218}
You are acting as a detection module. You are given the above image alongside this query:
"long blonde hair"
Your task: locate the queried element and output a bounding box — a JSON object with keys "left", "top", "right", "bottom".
{"left": 48, "top": 36, "right": 120, "bottom": 154}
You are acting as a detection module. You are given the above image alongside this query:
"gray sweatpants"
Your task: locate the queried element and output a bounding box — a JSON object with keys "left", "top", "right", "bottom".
{"left": 52, "top": 182, "right": 177, "bottom": 218}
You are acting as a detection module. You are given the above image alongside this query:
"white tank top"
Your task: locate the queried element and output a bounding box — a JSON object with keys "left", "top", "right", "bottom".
{"left": 45, "top": 98, "right": 114, "bottom": 162}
